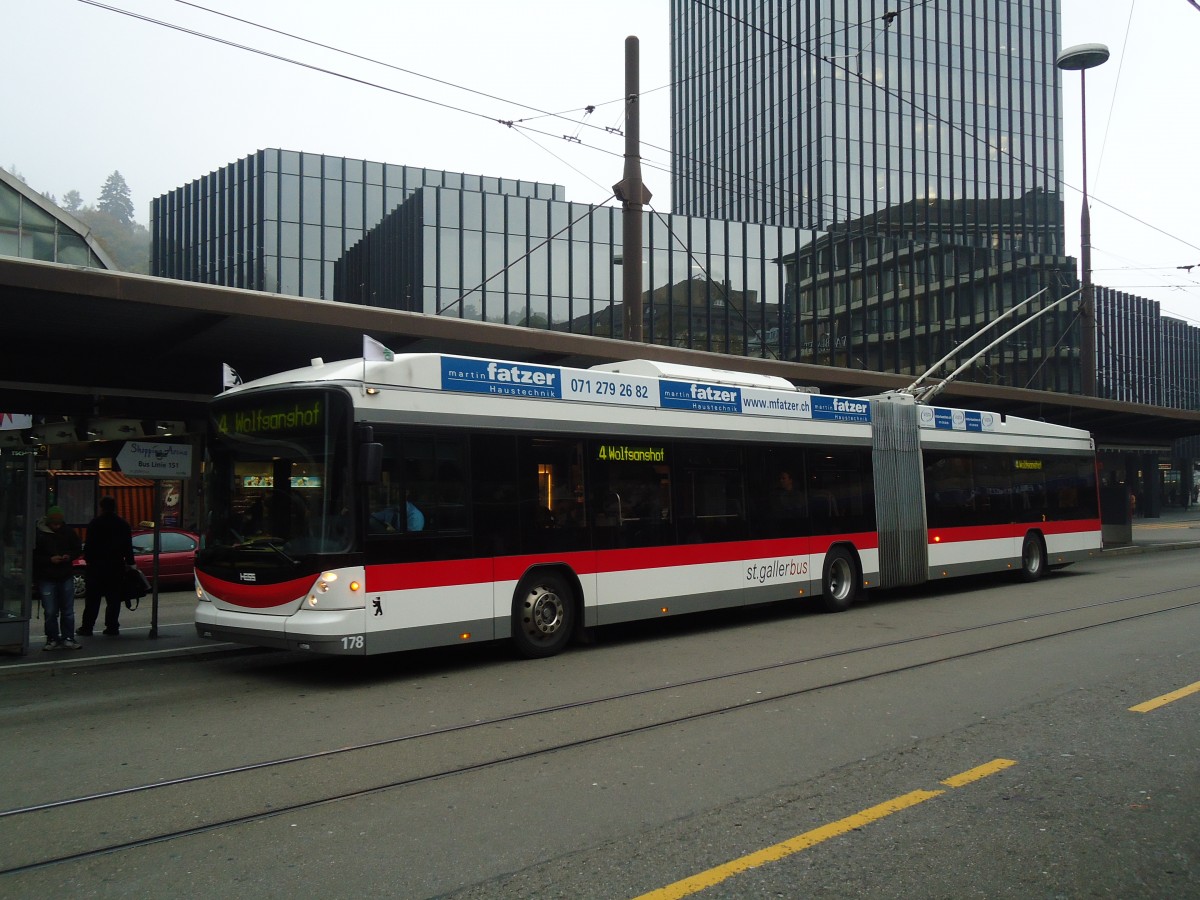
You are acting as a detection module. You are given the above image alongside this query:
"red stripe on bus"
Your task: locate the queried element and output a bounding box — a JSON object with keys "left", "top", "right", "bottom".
{"left": 928, "top": 519, "right": 1101, "bottom": 543}
{"left": 196, "top": 571, "right": 314, "bottom": 608}
{"left": 366, "top": 533, "right": 880, "bottom": 593}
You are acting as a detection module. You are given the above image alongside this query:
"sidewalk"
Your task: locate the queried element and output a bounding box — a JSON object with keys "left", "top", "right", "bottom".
{"left": 0, "top": 589, "right": 247, "bottom": 676}
{"left": 4, "top": 510, "right": 1200, "bottom": 675}
{"left": 1110, "top": 504, "right": 1200, "bottom": 554}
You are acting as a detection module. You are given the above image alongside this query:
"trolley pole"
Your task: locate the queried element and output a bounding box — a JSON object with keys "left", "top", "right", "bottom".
{"left": 614, "top": 35, "right": 651, "bottom": 343}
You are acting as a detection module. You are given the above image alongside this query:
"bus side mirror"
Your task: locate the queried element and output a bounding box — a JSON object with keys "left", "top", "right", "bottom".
{"left": 358, "top": 442, "right": 383, "bottom": 484}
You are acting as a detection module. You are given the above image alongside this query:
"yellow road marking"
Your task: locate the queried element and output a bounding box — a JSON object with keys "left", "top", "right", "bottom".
{"left": 1129, "top": 680, "right": 1200, "bottom": 713}
{"left": 632, "top": 759, "right": 1017, "bottom": 900}
{"left": 940, "top": 757, "right": 1017, "bottom": 787}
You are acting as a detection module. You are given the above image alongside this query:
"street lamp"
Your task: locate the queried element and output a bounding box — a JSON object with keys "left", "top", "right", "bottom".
{"left": 1056, "top": 42, "right": 1109, "bottom": 397}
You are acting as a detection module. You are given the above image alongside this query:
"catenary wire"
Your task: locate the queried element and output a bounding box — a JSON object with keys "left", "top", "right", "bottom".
{"left": 76, "top": 1, "right": 1200, "bottom": 306}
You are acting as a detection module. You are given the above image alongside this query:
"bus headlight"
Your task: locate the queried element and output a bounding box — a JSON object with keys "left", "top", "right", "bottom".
{"left": 308, "top": 571, "right": 337, "bottom": 607}
{"left": 305, "top": 571, "right": 365, "bottom": 609}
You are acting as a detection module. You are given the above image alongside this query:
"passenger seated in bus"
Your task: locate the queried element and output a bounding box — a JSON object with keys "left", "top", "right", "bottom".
{"left": 370, "top": 493, "right": 424, "bottom": 533}
{"left": 809, "top": 489, "right": 838, "bottom": 519}
{"left": 552, "top": 496, "right": 585, "bottom": 528}
{"left": 772, "top": 470, "right": 805, "bottom": 518}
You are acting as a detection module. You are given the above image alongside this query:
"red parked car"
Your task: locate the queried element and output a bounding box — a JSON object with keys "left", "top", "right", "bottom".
{"left": 73, "top": 528, "right": 199, "bottom": 599}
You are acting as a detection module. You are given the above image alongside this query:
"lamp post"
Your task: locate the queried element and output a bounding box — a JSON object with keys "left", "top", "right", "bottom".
{"left": 1056, "top": 42, "right": 1109, "bottom": 397}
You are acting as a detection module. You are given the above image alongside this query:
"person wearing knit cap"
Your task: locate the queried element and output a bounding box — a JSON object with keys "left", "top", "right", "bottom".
{"left": 32, "top": 506, "right": 83, "bottom": 650}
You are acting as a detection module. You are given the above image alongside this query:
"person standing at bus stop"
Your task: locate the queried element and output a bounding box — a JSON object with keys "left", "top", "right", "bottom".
{"left": 78, "top": 496, "right": 134, "bottom": 637}
{"left": 32, "top": 506, "right": 83, "bottom": 651}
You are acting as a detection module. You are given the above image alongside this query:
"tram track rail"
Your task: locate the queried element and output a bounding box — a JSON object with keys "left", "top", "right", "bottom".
{"left": 3, "top": 584, "right": 1198, "bottom": 876}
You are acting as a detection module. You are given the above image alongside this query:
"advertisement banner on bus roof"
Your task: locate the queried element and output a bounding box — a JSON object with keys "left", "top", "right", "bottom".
{"left": 436, "top": 354, "right": 873, "bottom": 424}
{"left": 660, "top": 379, "right": 742, "bottom": 414}
{"left": 441, "top": 357, "right": 564, "bottom": 400}
{"left": 809, "top": 395, "right": 872, "bottom": 423}
{"left": 740, "top": 388, "right": 813, "bottom": 419}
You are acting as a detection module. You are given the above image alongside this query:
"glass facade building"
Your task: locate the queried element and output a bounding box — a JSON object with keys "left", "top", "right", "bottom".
{"left": 148, "top": 6, "right": 1200, "bottom": 403}
{"left": 1095, "top": 287, "right": 1200, "bottom": 412}
{"left": 334, "top": 186, "right": 797, "bottom": 357}
{"left": 150, "top": 149, "right": 563, "bottom": 300}
{"left": 671, "top": 1, "right": 1063, "bottom": 237}
{"left": 0, "top": 168, "right": 112, "bottom": 268}
{"left": 670, "top": 1, "right": 1082, "bottom": 391}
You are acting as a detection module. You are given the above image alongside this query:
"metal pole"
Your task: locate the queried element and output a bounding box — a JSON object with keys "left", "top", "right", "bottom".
{"left": 618, "top": 35, "right": 648, "bottom": 343}
{"left": 1079, "top": 68, "right": 1096, "bottom": 397}
{"left": 150, "top": 480, "right": 161, "bottom": 638}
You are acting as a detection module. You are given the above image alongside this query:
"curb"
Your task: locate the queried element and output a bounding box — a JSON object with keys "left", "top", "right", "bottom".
{"left": 1102, "top": 540, "right": 1200, "bottom": 557}
{"left": 0, "top": 642, "right": 256, "bottom": 679}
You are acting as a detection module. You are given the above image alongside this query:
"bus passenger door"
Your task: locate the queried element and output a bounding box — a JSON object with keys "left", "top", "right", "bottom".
{"left": 588, "top": 439, "right": 676, "bottom": 624}
{"left": 364, "top": 432, "right": 487, "bottom": 652}
{"left": 505, "top": 438, "right": 596, "bottom": 627}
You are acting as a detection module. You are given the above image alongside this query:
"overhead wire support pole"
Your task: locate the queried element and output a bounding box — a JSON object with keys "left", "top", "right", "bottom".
{"left": 613, "top": 35, "right": 651, "bottom": 343}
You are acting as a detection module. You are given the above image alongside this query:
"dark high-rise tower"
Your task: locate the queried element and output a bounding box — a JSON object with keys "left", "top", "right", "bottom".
{"left": 671, "top": 1, "right": 1079, "bottom": 390}
{"left": 671, "top": 1, "right": 1065, "bottom": 254}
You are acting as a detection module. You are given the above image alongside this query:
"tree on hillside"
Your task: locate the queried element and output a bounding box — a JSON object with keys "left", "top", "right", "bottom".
{"left": 73, "top": 206, "right": 150, "bottom": 274}
{"left": 62, "top": 190, "right": 84, "bottom": 213}
{"left": 97, "top": 170, "right": 135, "bottom": 226}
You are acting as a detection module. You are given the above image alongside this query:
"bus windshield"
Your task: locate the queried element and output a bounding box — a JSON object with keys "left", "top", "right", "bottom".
{"left": 202, "top": 389, "right": 353, "bottom": 561}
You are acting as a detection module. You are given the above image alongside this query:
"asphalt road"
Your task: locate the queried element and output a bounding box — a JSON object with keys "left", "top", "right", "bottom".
{"left": 1, "top": 551, "right": 1196, "bottom": 898}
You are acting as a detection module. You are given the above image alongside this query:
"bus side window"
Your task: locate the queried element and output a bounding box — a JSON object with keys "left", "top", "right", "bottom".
{"left": 366, "top": 433, "right": 418, "bottom": 535}
{"left": 808, "top": 447, "right": 874, "bottom": 533}
{"left": 518, "top": 437, "right": 587, "bottom": 552}
{"left": 676, "top": 444, "right": 746, "bottom": 544}
{"left": 400, "top": 435, "right": 468, "bottom": 534}
{"left": 589, "top": 440, "right": 672, "bottom": 548}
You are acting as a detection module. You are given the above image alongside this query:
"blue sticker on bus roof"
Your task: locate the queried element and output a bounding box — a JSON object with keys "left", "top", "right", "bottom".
{"left": 920, "top": 406, "right": 995, "bottom": 432}
{"left": 810, "top": 395, "right": 871, "bottom": 422}
{"left": 441, "top": 357, "right": 563, "bottom": 399}
{"left": 660, "top": 380, "right": 742, "bottom": 414}
{"left": 933, "top": 408, "right": 955, "bottom": 429}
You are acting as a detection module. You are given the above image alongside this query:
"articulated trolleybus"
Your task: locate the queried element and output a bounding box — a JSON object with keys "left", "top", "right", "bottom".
{"left": 194, "top": 352, "right": 1101, "bottom": 658}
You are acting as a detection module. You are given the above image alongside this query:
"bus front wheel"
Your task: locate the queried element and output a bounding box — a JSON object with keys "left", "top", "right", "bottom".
{"left": 1020, "top": 533, "right": 1047, "bottom": 582}
{"left": 820, "top": 547, "right": 859, "bottom": 613}
{"left": 512, "top": 571, "right": 575, "bottom": 659}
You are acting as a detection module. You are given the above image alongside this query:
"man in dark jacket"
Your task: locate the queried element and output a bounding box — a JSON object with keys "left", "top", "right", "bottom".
{"left": 79, "top": 496, "right": 135, "bottom": 637}
{"left": 33, "top": 505, "right": 83, "bottom": 651}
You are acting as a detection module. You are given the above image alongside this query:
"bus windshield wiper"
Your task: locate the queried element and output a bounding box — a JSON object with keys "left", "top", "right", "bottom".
{"left": 235, "top": 537, "right": 300, "bottom": 565}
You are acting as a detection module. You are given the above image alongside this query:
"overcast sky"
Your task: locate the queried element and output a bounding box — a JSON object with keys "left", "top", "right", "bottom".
{"left": 7, "top": 0, "right": 1197, "bottom": 323}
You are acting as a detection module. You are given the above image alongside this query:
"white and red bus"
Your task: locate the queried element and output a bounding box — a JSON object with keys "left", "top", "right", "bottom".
{"left": 194, "top": 353, "right": 1101, "bottom": 657}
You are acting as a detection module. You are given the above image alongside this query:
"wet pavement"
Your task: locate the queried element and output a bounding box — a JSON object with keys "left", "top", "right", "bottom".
{"left": 4, "top": 507, "right": 1199, "bottom": 674}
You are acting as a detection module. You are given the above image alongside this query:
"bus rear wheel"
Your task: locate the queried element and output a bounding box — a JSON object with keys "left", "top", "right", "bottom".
{"left": 512, "top": 571, "right": 575, "bottom": 659}
{"left": 820, "top": 547, "right": 859, "bottom": 613}
{"left": 1020, "top": 533, "right": 1047, "bottom": 582}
